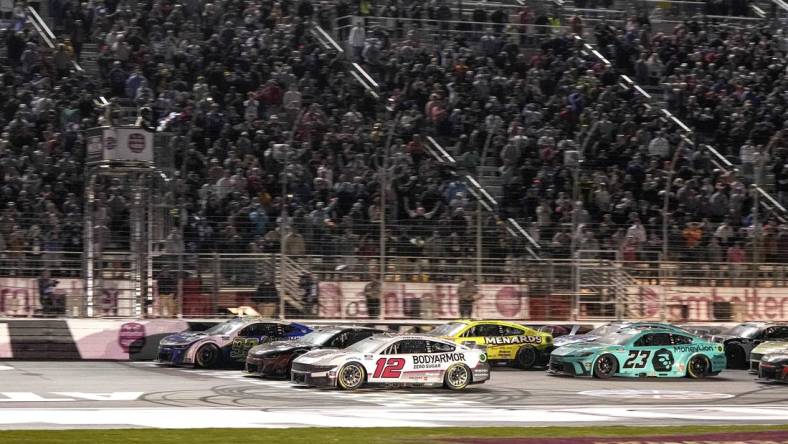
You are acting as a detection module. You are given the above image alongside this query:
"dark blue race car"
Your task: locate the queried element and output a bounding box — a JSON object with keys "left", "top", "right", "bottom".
{"left": 157, "top": 317, "right": 312, "bottom": 368}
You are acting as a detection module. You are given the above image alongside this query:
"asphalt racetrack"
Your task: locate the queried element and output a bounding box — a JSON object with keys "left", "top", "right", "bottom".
{"left": 0, "top": 361, "right": 786, "bottom": 429}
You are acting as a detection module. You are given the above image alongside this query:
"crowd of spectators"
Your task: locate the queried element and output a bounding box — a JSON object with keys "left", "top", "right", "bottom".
{"left": 0, "top": 0, "right": 786, "bottom": 282}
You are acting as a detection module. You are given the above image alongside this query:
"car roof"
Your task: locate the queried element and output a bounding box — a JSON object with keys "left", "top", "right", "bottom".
{"left": 616, "top": 327, "right": 691, "bottom": 336}
{"left": 388, "top": 334, "right": 457, "bottom": 343}
{"left": 461, "top": 320, "right": 533, "bottom": 329}
{"left": 625, "top": 323, "right": 686, "bottom": 330}
{"left": 313, "top": 325, "right": 383, "bottom": 333}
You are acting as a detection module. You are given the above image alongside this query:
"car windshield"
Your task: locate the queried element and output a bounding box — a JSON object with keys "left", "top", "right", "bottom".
{"left": 588, "top": 324, "right": 625, "bottom": 336}
{"left": 300, "top": 330, "right": 339, "bottom": 346}
{"left": 346, "top": 336, "right": 387, "bottom": 353}
{"left": 429, "top": 323, "right": 467, "bottom": 337}
{"left": 204, "top": 319, "right": 246, "bottom": 336}
{"left": 597, "top": 332, "right": 636, "bottom": 346}
{"left": 726, "top": 325, "right": 761, "bottom": 338}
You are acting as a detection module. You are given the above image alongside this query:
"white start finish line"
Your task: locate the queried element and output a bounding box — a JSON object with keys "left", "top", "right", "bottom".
{"left": 1, "top": 406, "right": 788, "bottom": 429}
{"left": 578, "top": 389, "right": 735, "bottom": 400}
{"left": 0, "top": 393, "right": 143, "bottom": 402}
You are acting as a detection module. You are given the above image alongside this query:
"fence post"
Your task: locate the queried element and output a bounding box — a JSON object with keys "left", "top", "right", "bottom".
{"left": 379, "top": 111, "right": 400, "bottom": 321}
{"left": 176, "top": 205, "right": 185, "bottom": 318}
{"left": 212, "top": 252, "right": 220, "bottom": 316}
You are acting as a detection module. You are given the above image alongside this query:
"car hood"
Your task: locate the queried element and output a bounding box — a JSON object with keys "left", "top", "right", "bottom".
{"left": 753, "top": 341, "right": 788, "bottom": 355}
{"left": 552, "top": 342, "right": 617, "bottom": 357}
{"left": 159, "top": 331, "right": 209, "bottom": 346}
{"left": 249, "top": 340, "right": 316, "bottom": 356}
{"left": 294, "top": 348, "right": 357, "bottom": 366}
{"left": 553, "top": 334, "right": 601, "bottom": 347}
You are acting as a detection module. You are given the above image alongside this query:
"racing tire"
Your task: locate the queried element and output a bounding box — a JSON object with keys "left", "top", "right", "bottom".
{"left": 593, "top": 354, "right": 617, "bottom": 379}
{"left": 725, "top": 344, "right": 746, "bottom": 369}
{"left": 337, "top": 362, "right": 365, "bottom": 391}
{"left": 195, "top": 344, "right": 221, "bottom": 369}
{"left": 687, "top": 355, "right": 710, "bottom": 379}
{"left": 444, "top": 363, "right": 471, "bottom": 391}
{"left": 515, "top": 345, "right": 538, "bottom": 370}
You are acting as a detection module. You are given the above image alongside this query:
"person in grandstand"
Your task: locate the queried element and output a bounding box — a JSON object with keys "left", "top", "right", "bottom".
{"left": 456, "top": 277, "right": 480, "bottom": 319}
{"left": 363, "top": 278, "right": 381, "bottom": 319}
{"left": 253, "top": 278, "right": 279, "bottom": 318}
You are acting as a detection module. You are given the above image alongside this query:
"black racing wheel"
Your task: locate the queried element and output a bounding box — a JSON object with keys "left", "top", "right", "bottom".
{"left": 195, "top": 343, "right": 221, "bottom": 368}
{"left": 515, "top": 345, "right": 538, "bottom": 370}
{"left": 687, "top": 355, "right": 710, "bottom": 379}
{"left": 593, "top": 353, "right": 618, "bottom": 379}
{"left": 725, "top": 344, "right": 746, "bottom": 369}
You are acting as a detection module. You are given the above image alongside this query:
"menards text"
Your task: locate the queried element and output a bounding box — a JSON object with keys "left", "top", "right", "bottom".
{"left": 484, "top": 335, "right": 542, "bottom": 345}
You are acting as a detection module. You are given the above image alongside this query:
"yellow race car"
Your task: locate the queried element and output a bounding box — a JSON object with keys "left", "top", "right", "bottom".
{"left": 429, "top": 320, "right": 554, "bottom": 369}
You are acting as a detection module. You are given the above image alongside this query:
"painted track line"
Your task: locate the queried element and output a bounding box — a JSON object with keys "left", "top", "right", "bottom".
{"left": 2, "top": 406, "right": 788, "bottom": 429}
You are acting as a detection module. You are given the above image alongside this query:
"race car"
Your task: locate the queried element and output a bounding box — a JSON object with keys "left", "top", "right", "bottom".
{"left": 157, "top": 317, "right": 312, "bottom": 368}
{"left": 749, "top": 341, "right": 788, "bottom": 373}
{"left": 533, "top": 325, "right": 586, "bottom": 338}
{"left": 549, "top": 327, "right": 726, "bottom": 379}
{"left": 429, "top": 320, "right": 553, "bottom": 369}
{"left": 245, "top": 326, "right": 384, "bottom": 378}
{"left": 291, "top": 334, "right": 490, "bottom": 390}
{"left": 553, "top": 322, "right": 690, "bottom": 348}
{"left": 758, "top": 352, "right": 788, "bottom": 383}
{"left": 704, "top": 322, "right": 788, "bottom": 369}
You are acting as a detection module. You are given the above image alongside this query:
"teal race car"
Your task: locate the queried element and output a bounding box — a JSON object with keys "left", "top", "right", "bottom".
{"left": 548, "top": 327, "right": 726, "bottom": 379}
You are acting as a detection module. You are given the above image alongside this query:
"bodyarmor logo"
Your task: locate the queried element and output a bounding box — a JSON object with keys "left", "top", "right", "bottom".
{"left": 412, "top": 353, "right": 465, "bottom": 365}
{"left": 484, "top": 335, "right": 543, "bottom": 345}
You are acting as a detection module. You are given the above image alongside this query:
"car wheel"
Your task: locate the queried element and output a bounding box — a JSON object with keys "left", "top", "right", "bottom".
{"left": 195, "top": 344, "right": 220, "bottom": 369}
{"left": 515, "top": 345, "right": 538, "bottom": 370}
{"left": 444, "top": 363, "right": 471, "bottom": 390}
{"left": 337, "top": 362, "right": 365, "bottom": 391}
{"left": 687, "top": 355, "right": 710, "bottom": 379}
{"left": 726, "top": 344, "right": 746, "bottom": 369}
{"left": 593, "top": 354, "right": 617, "bottom": 379}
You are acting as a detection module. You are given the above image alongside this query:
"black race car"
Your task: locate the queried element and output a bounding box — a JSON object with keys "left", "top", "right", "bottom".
{"left": 706, "top": 322, "right": 788, "bottom": 369}
{"left": 244, "top": 326, "right": 384, "bottom": 378}
{"left": 758, "top": 352, "right": 788, "bottom": 383}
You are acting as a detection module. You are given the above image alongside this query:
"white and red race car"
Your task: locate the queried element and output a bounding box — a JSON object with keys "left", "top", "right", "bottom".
{"left": 291, "top": 334, "right": 490, "bottom": 390}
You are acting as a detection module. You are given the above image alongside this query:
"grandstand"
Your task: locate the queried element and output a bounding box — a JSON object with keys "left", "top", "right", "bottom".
{"left": 0, "top": 0, "right": 787, "bottom": 322}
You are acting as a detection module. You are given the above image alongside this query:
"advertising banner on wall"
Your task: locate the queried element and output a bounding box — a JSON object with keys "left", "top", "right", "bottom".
{"left": 0, "top": 278, "right": 138, "bottom": 317}
{"left": 634, "top": 286, "right": 788, "bottom": 322}
{"left": 318, "top": 282, "right": 529, "bottom": 320}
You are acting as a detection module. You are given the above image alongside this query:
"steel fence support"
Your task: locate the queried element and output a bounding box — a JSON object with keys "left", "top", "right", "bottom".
{"left": 379, "top": 111, "right": 400, "bottom": 321}
{"left": 212, "top": 252, "right": 220, "bottom": 316}
{"left": 176, "top": 204, "right": 186, "bottom": 318}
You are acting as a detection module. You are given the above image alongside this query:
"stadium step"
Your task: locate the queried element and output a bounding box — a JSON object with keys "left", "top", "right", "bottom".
{"left": 478, "top": 166, "right": 502, "bottom": 201}
{"left": 78, "top": 43, "right": 101, "bottom": 77}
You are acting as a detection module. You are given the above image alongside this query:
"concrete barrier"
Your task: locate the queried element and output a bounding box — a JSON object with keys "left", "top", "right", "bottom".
{"left": 0, "top": 318, "right": 743, "bottom": 361}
